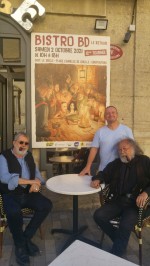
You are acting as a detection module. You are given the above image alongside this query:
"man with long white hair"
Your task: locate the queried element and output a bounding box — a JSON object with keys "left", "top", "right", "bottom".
{"left": 91, "top": 138, "right": 150, "bottom": 257}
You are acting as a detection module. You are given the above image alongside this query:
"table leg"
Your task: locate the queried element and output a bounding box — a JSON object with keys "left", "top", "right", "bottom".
{"left": 51, "top": 195, "right": 87, "bottom": 237}
{"left": 58, "top": 163, "right": 69, "bottom": 174}
{"left": 66, "top": 163, "right": 69, "bottom": 173}
{"left": 73, "top": 195, "right": 87, "bottom": 234}
{"left": 58, "top": 163, "right": 63, "bottom": 174}
{"left": 51, "top": 195, "right": 102, "bottom": 253}
{"left": 73, "top": 195, "right": 78, "bottom": 233}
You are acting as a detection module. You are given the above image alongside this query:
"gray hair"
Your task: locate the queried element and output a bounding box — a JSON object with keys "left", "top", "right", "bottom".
{"left": 118, "top": 138, "right": 144, "bottom": 155}
{"left": 14, "top": 132, "right": 29, "bottom": 141}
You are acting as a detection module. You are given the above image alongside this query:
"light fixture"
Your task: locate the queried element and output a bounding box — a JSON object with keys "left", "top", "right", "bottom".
{"left": 123, "top": 0, "right": 137, "bottom": 43}
{"left": 80, "top": 69, "right": 86, "bottom": 78}
{"left": 94, "top": 19, "right": 108, "bottom": 30}
{"left": 123, "top": 31, "right": 131, "bottom": 43}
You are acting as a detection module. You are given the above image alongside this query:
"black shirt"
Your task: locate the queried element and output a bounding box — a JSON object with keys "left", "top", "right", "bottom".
{"left": 92, "top": 155, "right": 150, "bottom": 198}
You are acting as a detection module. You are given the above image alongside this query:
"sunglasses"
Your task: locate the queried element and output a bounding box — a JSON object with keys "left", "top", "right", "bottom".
{"left": 18, "top": 141, "right": 29, "bottom": 145}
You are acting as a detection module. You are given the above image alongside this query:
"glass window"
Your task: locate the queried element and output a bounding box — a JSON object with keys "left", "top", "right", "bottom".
{"left": 2, "top": 38, "right": 21, "bottom": 62}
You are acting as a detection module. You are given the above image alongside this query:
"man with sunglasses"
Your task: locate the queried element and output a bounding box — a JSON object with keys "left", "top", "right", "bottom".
{"left": 0, "top": 132, "right": 52, "bottom": 266}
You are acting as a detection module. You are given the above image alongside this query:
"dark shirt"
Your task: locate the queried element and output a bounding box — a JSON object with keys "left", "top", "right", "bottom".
{"left": 0, "top": 149, "right": 43, "bottom": 194}
{"left": 117, "top": 161, "right": 139, "bottom": 195}
{"left": 92, "top": 155, "right": 150, "bottom": 198}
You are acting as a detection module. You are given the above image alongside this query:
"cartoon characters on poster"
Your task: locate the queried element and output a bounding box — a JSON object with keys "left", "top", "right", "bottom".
{"left": 35, "top": 64, "right": 106, "bottom": 142}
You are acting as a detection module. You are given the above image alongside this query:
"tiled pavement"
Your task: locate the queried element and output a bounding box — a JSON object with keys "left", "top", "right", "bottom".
{"left": 0, "top": 186, "right": 150, "bottom": 266}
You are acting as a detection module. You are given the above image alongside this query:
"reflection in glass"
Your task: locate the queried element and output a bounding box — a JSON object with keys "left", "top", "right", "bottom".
{"left": 13, "top": 81, "right": 26, "bottom": 133}
{"left": 3, "top": 38, "right": 21, "bottom": 62}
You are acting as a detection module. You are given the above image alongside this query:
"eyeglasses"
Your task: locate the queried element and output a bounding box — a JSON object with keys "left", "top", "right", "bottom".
{"left": 18, "top": 141, "right": 29, "bottom": 145}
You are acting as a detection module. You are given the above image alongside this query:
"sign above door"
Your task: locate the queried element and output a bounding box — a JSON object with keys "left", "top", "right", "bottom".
{"left": 0, "top": 0, "right": 45, "bottom": 32}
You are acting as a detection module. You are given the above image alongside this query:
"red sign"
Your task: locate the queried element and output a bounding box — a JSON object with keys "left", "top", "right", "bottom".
{"left": 110, "top": 45, "right": 123, "bottom": 60}
{"left": 85, "top": 49, "right": 107, "bottom": 56}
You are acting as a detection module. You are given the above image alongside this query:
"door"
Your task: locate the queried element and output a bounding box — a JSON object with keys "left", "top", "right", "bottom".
{"left": 0, "top": 73, "right": 7, "bottom": 152}
{"left": 0, "top": 13, "right": 31, "bottom": 149}
{"left": 0, "top": 67, "right": 25, "bottom": 150}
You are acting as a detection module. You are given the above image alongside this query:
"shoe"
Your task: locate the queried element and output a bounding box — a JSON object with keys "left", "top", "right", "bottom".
{"left": 15, "top": 246, "right": 30, "bottom": 266}
{"left": 26, "top": 239, "right": 40, "bottom": 256}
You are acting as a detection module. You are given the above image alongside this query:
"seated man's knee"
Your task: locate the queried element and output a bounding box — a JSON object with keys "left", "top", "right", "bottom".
{"left": 6, "top": 208, "right": 22, "bottom": 222}
{"left": 3, "top": 199, "right": 21, "bottom": 217}
{"left": 120, "top": 221, "right": 135, "bottom": 233}
{"left": 41, "top": 197, "right": 53, "bottom": 213}
{"left": 47, "top": 199, "right": 53, "bottom": 212}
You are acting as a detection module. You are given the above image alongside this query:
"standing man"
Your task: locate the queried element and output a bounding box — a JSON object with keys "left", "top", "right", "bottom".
{"left": 0, "top": 132, "right": 52, "bottom": 266}
{"left": 79, "top": 106, "right": 134, "bottom": 175}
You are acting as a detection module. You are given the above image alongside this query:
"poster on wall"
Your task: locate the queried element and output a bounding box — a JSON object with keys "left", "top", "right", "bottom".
{"left": 31, "top": 33, "right": 110, "bottom": 148}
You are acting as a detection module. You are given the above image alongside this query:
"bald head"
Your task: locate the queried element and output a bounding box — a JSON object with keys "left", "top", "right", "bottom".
{"left": 105, "top": 106, "right": 118, "bottom": 113}
{"left": 104, "top": 106, "right": 118, "bottom": 124}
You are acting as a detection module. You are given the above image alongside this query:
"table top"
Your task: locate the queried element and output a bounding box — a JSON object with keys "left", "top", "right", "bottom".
{"left": 49, "top": 155, "right": 75, "bottom": 163}
{"left": 48, "top": 240, "right": 138, "bottom": 266}
{"left": 54, "top": 148, "right": 78, "bottom": 153}
{"left": 46, "top": 174, "right": 102, "bottom": 196}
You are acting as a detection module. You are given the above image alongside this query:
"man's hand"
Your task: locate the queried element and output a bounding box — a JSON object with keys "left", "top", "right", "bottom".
{"left": 90, "top": 180, "right": 100, "bottom": 189}
{"left": 29, "top": 178, "right": 41, "bottom": 193}
{"left": 29, "top": 183, "right": 40, "bottom": 193}
{"left": 79, "top": 166, "right": 91, "bottom": 176}
{"left": 136, "top": 192, "right": 148, "bottom": 208}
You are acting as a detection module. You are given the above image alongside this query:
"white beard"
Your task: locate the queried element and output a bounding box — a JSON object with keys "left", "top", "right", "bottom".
{"left": 120, "top": 156, "right": 129, "bottom": 163}
{"left": 120, "top": 150, "right": 135, "bottom": 163}
{"left": 17, "top": 147, "right": 27, "bottom": 156}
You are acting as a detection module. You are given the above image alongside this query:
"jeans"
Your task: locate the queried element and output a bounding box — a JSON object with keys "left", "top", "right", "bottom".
{"left": 2, "top": 192, "right": 52, "bottom": 247}
{"left": 94, "top": 196, "right": 138, "bottom": 257}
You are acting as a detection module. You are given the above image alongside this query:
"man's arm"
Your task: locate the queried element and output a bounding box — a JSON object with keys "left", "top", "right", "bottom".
{"left": 79, "top": 147, "right": 98, "bottom": 176}
{"left": 0, "top": 154, "right": 42, "bottom": 191}
{"left": 90, "top": 168, "right": 105, "bottom": 188}
{"left": 91, "top": 159, "right": 117, "bottom": 185}
{"left": 136, "top": 155, "right": 150, "bottom": 207}
{"left": 34, "top": 166, "right": 45, "bottom": 184}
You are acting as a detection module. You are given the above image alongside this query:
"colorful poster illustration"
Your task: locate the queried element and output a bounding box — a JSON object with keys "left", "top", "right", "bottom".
{"left": 31, "top": 33, "right": 110, "bottom": 148}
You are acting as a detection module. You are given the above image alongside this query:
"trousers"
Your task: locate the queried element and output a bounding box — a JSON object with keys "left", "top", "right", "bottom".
{"left": 2, "top": 192, "right": 52, "bottom": 247}
{"left": 94, "top": 196, "right": 138, "bottom": 257}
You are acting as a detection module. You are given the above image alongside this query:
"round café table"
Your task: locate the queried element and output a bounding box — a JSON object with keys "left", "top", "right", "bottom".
{"left": 48, "top": 148, "right": 77, "bottom": 155}
{"left": 49, "top": 156, "right": 82, "bottom": 174}
{"left": 46, "top": 174, "right": 102, "bottom": 250}
{"left": 49, "top": 155, "right": 74, "bottom": 163}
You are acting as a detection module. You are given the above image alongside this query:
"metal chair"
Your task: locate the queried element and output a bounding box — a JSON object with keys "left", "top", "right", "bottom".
{"left": 98, "top": 185, "right": 150, "bottom": 266}
{"left": 0, "top": 192, "right": 43, "bottom": 258}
